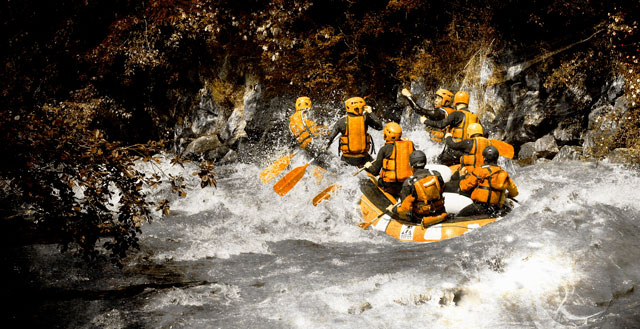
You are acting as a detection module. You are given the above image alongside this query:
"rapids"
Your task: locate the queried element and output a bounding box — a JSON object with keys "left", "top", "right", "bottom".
{"left": 5, "top": 126, "right": 640, "bottom": 329}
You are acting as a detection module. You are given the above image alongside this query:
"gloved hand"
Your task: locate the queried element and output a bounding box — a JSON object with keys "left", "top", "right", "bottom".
{"left": 363, "top": 105, "right": 372, "bottom": 114}
{"left": 385, "top": 205, "right": 394, "bottom": 213}
{"left": 363, "top": 161, "right": 372, "bottom": 169}
{"left": 459, "top": 166, "right": 468, "bottom": 176}
{"left": 420, "top": 116, "right": 427, "bottom": 124}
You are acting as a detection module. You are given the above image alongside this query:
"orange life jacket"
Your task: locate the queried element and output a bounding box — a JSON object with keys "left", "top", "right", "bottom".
{"left": 450, "top": 109, "right": 479, "bottom": 142}
{"left": 469, "top": 165, "right": 510, "bottom": 206}
{"left": 411, "top": 173, "right": 445, "bottom": 217}
{"left": 339, "top": 115, "right": 371, "bottom": 158}
{"left": 460, "top": 136, "right": 492, "bottom": 170}
{"left": 289, "top": 110, "right": 325, "bottom": 149}
{"left": 429, "top": 107, "right": 456, "bottom": 142}
{"left": 381, "top": 140, "right": 414, "bottom": 183}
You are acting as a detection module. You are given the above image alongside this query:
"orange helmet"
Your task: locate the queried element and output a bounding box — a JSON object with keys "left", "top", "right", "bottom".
{"left": 453, "top": 91, "right": 470, "bottom": 106}
{"left": 435, "top": 88, "right": 454, "bottom": 107}
{"left": 467, "top": 123, "right": 484, "bottom": 137}
{"left": 383, "top": 122, "right": 402, "bottom": 141}
{"left": 295, "top": 96, "right": 312, "bottom": 111}
{"left": 345, "top": 97, "right": 366, "bottom": 115}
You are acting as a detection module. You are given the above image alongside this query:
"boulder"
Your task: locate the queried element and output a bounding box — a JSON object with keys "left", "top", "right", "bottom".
{"left": 533, "top": 134, "right": 560, "bottom": 159}
{"left": 184, "top": 135, "right": 225, "bottom": 160}
{"left": 553, "top": 145, "right": 584, "bottom": 161}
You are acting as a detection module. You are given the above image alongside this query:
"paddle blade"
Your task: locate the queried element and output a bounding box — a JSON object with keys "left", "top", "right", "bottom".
{"left": 490, "top": 139, "right": 514, "bottom": 159}
{"left": 312, "top": 184, "right": 340, "bottom": 206}
{"left": 273, "top": 163, "right": 309, "bottom": 196}
{"left": 260, "top": 153, "right": 295, "bottom": 183}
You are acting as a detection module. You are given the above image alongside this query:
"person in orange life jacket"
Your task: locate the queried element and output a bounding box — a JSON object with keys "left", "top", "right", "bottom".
{"left": 441, "top": 122, "right": 490, "bottom": 193}
{"left": 421, "top": 91, "right": 480, "bottom": 165}
{"left": 326, "top": 97, "right": 383, "bottom": 167}
{"left": 289, "top": 96, "right": 332, "bottom": 168}
{"left": 457, "top": 145, "right": 519, "bottom": 217}
{"left": 362, "top": 122, "right": 415, "bottom": 197}
{"left": 385, "top": 150, "right": 447, "bottom": 227}
{"left": 404, "top": 88, "right": 455, "bottom": 142}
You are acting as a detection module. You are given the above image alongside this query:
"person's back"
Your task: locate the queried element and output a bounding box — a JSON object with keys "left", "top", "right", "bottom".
{"left": 389, "top": 151, "right": 447, "bottom": 227}
{"left": 365, "top": 122, "right": 414, "bottom": 197}
{"left": 458, "top": 146, "right": 518, "bottom": 217}
{"left": 326, "top": 97, "right": 383, "bottom": 167}
{"left": 458, "top": 123, "right": 491, "bottom": 171}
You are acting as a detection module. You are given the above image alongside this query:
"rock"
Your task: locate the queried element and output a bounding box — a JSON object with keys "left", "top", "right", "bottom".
{"left": 518, "top": 134, "right": 560, "bottom": 164}
{"left": 184, "top": 135, "right": 223, "bottom": 157}
{"left": 553, "top": 145, "right": 584, "bottom": 161}
{"left": 533, "top": 134, "right": 559, "bottom": 159}
{"left": 243, "top": 76, "right": 263, "bottom": 125}
{"left": 553, "top": 119, "right": 582, "bottom": 145}
{"left": 518, "top": 142, "right": 536, "bottom": 160}
{"left": 606, "top": 148, "right": 640, "bottom": 166}
{"left": 220, "top": 149, "right": 238, "bottom": 164}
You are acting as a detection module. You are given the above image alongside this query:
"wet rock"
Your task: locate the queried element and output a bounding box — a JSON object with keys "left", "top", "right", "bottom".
{"left": 348, "top": 302, "right": 372, "bottom": 314}
{"left": 517, "top": 142, "right": 537, "bottom": 165}
{"left": 518, "top": 134, "right": 560, "bottom": 164}
{"left": 184, "top": 135, "right": 226, "bottom": 161}
{"left": 220, "top": 149, "right": 238, "bottom": 164}
{"left": 553, "top": 145, "right": 584, "bottom": 161}
{"left": 606, "top": 148, "right": 640, "bottom": 166}
{"left": 533, "top": 134, "right": 560, "bottom": 159}
{"left": 553, "top": 119, "right": 583, "bottom": 145}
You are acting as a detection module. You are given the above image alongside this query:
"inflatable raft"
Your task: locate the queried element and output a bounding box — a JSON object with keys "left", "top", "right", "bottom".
{"left": 358, "top": 165, "right": 503, "bottom": 243}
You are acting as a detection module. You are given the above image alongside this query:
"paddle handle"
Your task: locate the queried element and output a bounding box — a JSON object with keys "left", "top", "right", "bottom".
{"left": 352, "top": 166, "right": 368, "bottom": 176}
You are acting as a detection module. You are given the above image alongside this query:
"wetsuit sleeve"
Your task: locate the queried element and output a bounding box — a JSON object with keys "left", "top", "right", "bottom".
{"left": 444, "top": 137, "right": 474, "bottom": 153}
{"left": 366, "top": 144, "right": 392, "bottom": 176}
{"left": 424, "top": 109, "right": 446, "bottom": 121}
{"left": 459, "top": 168, "right": 479, "bottom": 192}
{"left": 424, "top": 111, "right": 460, "bottom": 129}
{"left": 326, "top": 117, "right": 345, "bottom": 149}
{"left": 366, "top": 112, "right": 383, "bottom": 130}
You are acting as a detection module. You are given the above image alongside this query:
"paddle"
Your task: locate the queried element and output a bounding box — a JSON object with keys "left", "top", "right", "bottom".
{"left": 260, "top": 152, "right": 298, "bottom": 183}
{"left": 489, "top": 139, "right": 514, "bottom": 159}
{"left": 273, "top": 163, "right": 309, "bottom": 196}
{"left": 312, "top": 184, "right": 340, "bottom": 206}
{"left": 359, "top": 208, "right": 391, "bottom": 229}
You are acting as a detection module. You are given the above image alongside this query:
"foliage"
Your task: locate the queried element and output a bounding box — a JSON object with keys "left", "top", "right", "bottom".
{"left": 0, "top": 101, "right": 215, "bottom": 264}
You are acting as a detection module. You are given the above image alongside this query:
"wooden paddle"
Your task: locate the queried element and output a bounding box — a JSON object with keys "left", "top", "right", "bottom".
{"left": 260, "top": 152, "right": 298, "bottom": 183}
{"left": 273, "top": 163, "right": 309, "bottom": 196}
{"left": 312, "top": 184, "right": 340, "bottom": 206}
{"left": 489, "top": 139, "right": 514, "bottom": 159}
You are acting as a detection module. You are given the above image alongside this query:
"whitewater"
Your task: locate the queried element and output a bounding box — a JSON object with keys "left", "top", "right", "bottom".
{"left": 6, "top": 124, "right": 640, "bottom": 329}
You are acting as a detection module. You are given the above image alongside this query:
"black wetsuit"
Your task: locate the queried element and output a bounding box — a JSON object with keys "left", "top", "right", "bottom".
{"left": 441, "top": 136, "right": 475, "bottom": 193}
{"left": 393, "top": 168, "right": 445, "bottom": 223}
{"left": 326, "top": 113, "right": 383, "bottom": 167}
{"left": 365, "top": 143, "right": 411, "bottom": 197}
{"left": 422, "top": 109, "right": 472, "bottom": 165}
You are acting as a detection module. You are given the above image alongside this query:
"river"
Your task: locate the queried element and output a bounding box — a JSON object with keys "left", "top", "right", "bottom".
{"left": 5, "top": 126, "right": 640, "bottom": 329}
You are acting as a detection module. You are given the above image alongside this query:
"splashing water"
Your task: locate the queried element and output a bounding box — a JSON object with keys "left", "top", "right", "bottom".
{"left": 8, "top": 122, "right": 640, "bottom": 329}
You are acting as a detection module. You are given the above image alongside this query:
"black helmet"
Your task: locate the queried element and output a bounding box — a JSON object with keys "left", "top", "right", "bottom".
{"left": 409, "top": 150, "right": 427, "bottom": 168}
{"left": 482, "top": 145, "right": 499, "bottom": 163}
